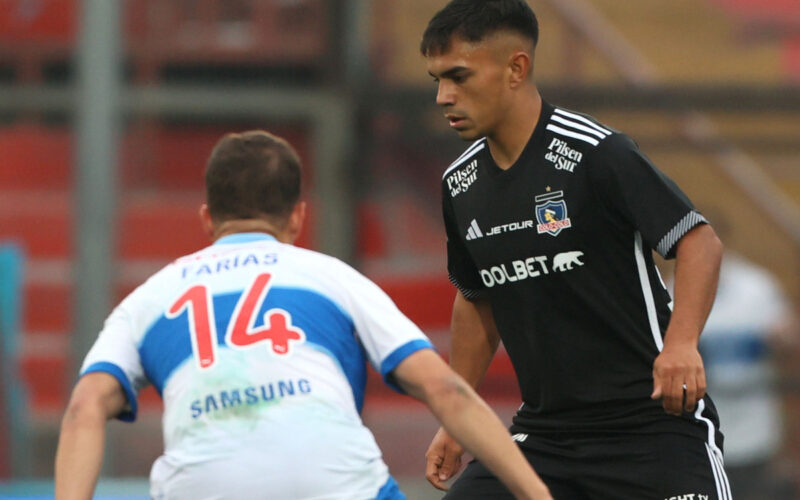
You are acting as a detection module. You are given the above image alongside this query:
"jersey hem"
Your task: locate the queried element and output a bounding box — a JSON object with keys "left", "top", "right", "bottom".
{"left": 374, "top": 475, "right": 406, "bottom": 500}
{"left": 448, "top": 274, "right": 485, "bottom": 301}
{"left": 81, "top": 361, "right": 138, "bottom": 422}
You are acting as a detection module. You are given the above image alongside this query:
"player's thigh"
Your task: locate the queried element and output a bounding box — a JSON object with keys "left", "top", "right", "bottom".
{"left": 582, "top": 433, "right": 731, "bottom": 500}
{"left": 443, "top": 457, "right": 590, "bottom": 500}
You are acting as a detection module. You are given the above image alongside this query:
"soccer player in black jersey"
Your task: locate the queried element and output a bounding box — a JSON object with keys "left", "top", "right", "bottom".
{"left": 421, "top": 1, "right": 731, "bottom": 499}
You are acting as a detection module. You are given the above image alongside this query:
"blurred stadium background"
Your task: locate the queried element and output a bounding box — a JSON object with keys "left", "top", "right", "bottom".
{"left": 0, "top": 0, "right": 799, "bottom": 498}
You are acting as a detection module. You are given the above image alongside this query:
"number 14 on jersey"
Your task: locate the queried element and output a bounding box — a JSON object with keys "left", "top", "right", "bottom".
{"left": 166, "top": 273, "right": 306, "bottom": 370}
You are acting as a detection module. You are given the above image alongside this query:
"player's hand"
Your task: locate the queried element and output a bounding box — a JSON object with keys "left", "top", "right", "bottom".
{"left": 425, "top": 427, "right": 464, "bottom": 491}
{"left": 650, "top": 341, "right": 706, "bottom": 415}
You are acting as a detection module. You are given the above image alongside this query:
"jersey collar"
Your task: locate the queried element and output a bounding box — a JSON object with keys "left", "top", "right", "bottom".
{"left": 485, "top": 99, "right": 554, "bottom": 177}
{"left": 213, "top": 232, "right": 277, "bottom": 245}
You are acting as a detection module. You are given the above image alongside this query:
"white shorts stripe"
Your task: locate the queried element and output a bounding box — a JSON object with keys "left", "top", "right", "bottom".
{"left": 705, "top": 443, "right": 725, "bottom": 500}
{"left": 713, "top": 446, "right": 732, "bottom": 500}
{"left": 696, "top": 399, "right": 731, "bottom": 499}
{"left": 550, "top": 115, "right": 608, "bottom": 139}
{"left": 442, "top": 143, "right": 486, "bottom": 179}
{"left": 715, "top": 452, "right": 732, "bottom": 500}
{"left": 694, "top": 399, "right": 723, "bottom": 456}
{"left": 553, "top": 108, "right": 612, "bottom": 135}
{"left": 545, "top": 124, "right": 599, "bottom": 146}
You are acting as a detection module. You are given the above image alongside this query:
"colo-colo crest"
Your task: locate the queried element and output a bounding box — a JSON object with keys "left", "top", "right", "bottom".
{"left": 535, "top": 190, "right": 571, "bottom": 236}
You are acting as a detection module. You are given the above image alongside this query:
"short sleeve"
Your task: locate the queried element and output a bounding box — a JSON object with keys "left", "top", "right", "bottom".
{"left": 442, "top": 181, "right": 486, "bottom": 299}
{"left": 590, "top": 133, "right": 707, "bottom": 259}
{"left": 335, "top": 265, "right": 435, "bottom": 393}
{"left": 79, "top": 298, "right": 149, "bottom": 422}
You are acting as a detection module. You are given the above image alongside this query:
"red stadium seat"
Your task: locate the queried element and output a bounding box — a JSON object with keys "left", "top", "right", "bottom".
{"left": 710, "top": 0, "right": 800, "bottom": 81}
{"left": 376, "top": 276, "right": 453, "bottom": 330}
{"left": 125, "top": 0, "right": 329, "bottom": 66}
{"left": 0, "top": 125, "right": 71, "bottom": 190}
{"left": 784, "top": 35, "right": 800, "bottom": 80}
{"left": 0, "top": 0, "right": 76, "bottom": 44}
{"left": 712, "top": 0, "right": 800, "bottom": 18}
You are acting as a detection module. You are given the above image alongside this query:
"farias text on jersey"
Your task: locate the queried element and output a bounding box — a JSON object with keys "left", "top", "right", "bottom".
{"left": 446, "top": 159, "right": 478, "bottom": 197}
{"left": 534, "top": 190, "right": 572, "bottom": 236}
{"left": 544, "top": 137, "right": 583, "bottom": 173}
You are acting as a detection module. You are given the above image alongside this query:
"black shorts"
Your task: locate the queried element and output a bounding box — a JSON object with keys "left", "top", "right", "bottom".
{"left": 444, "top": 432, "right": 732, "bottom": 500}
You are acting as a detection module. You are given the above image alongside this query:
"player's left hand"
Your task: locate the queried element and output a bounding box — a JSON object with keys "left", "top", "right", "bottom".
{"left": 425, "top": 427, "right": 464, "bottom": 491}
{"left": 650, "top": 342, "right": 706, "bottom": 416}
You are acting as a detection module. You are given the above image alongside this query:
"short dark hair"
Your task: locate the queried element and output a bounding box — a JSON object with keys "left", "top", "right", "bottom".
{"left": 205, "top": 130, "right": 302, "bottom": 226}
{"left": 421, "top": 0, "right": 539, "bottom": 56}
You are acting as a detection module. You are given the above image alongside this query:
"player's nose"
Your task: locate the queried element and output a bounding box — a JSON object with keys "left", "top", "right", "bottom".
{"left": 435, "top": 81, "right": 455, "bottom": 107}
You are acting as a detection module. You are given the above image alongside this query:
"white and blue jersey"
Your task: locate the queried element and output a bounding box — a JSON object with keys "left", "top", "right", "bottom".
{"left": 699, "top": 254, "right": 788, "bottom": 466}
{"left": 80, "top": 232, "right": 433, "bottom": 500}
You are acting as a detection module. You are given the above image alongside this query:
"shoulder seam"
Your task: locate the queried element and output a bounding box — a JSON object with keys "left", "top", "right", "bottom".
{"left": 442, "top": 139, "right": 486, "bottom": 179}
{"left": 547, "top": 108, "right": 613, "bottom": 147}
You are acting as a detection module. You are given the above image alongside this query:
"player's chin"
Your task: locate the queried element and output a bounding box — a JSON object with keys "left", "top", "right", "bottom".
{"left": 454, "top": 127, "right": 482, "bottom": 141}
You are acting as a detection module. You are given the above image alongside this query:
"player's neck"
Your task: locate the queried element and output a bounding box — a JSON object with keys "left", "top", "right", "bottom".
{"left": 212, "top": 219, "right": 287, "bottom": 243}
{"left": 487, "top": 90, "right": 542, "bottom": 170}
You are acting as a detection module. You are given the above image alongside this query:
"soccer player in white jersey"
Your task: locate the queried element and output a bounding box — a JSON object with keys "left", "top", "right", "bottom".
{"left": 54, "top": 130, "right": 552, "bottom": 500}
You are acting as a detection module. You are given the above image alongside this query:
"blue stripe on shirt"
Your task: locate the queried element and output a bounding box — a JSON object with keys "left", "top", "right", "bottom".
{"left": 138, "top": 287, "right": 368, "bottom": 410}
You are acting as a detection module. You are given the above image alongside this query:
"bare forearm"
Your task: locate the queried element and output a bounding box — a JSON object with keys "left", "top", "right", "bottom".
{"left": 55, "top": 373, "right": 127, "bottom": 500}
{"left": 423, "top": 375, "right": 549, "bottom": 499}
{"left": 666, "top": 224, "right": 722, "bottom": 346}
{"left": 400, "top": 351, "right": 550, "bottom": 499}
{"left": 450, "top": 293, "right": 500, "bottom": 388}
{"left": 55, "top": 411, "right": 107, "bottom": 500}
{"left": 651, "top": 224, "right": 722, "bottom": 414}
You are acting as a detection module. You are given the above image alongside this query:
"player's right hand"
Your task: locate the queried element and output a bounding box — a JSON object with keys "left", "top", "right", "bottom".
{"left": 425, "top": 427, "right": 465, "bottom": 491}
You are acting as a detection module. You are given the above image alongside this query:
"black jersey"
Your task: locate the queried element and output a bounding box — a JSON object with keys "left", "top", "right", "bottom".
{"left": 442, "top": 100, "right": 721, "bottom": 442}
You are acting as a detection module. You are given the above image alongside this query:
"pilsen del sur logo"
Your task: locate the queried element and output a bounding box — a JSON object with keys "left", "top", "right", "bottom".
{"left": 535, "top": 189, "right": 571, "bottom": 236}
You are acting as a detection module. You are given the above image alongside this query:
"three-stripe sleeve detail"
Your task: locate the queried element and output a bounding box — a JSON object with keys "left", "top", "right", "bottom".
{"left": 546, "top": 108, "right": 613, "bottom": 147}
{"left": 553, "top": 108, "right": 612, "bottom": 135}
{"left": 545, "top": 124, "right": 600, "bottom": 146}
{"left": 550, "top": 115, "right": 608, "bottom": 139}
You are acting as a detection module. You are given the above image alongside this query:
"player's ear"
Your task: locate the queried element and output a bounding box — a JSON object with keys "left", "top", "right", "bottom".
{"left": 199, "top": 204, "right": 215, "bottom": 240}
{"left": 285, "top": 201, "right": 306, "bottom": 244}
{"left": 508, "top": 50, "right": 532, "bottom": 88}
